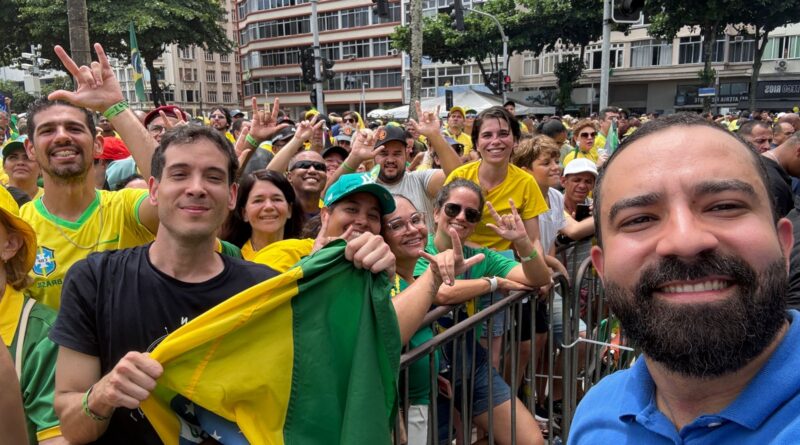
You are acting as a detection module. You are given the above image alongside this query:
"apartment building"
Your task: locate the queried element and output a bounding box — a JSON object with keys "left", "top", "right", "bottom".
{"left": 235, "top": 0, "right": 404, "bottom": 118}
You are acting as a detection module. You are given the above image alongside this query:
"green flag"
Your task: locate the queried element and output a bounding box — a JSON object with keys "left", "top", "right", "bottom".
{"left": 605, "top": 119, "right": 620, "bottom": 155}
{"left": 129, "top": 22, "right": 146, "bottom": 102}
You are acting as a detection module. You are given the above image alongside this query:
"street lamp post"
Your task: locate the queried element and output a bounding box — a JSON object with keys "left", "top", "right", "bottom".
{"left": 464, "top": 7, "right": 507, "bottom": 102}
{"left": 361, "top": 83, "right": 368, "bottom": 120}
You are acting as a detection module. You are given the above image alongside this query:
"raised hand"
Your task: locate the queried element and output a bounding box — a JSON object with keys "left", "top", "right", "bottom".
{"left": 294, "top": 117, "right": 324, "bottom": 144}
{"left": 49, "top": 43, "right": 125, "bottom": 112}
{"left": 486, "top": 199, "right": 528, "bottom": 243}
{"left": 406, "top": 101, "right": 442, "bottom": 138}
{"left": 348, "top": 128, "right": 381, "bottom": 165}
{"left": 420, "top": 227, "right": 484, "bottom": 286}
{"left": 248, "top": 95, "right": 289, "bottom": 143}
{"left": 159, "top": 109, "right": 188, "bottom": 130}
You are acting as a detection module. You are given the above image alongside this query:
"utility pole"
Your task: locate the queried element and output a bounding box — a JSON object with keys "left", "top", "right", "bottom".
{"left": 408, "top": 0, "right": 422, "bottom": 120}
{"left": 464, "top": 7, "right": 507, "bottom": 102}
{"left": 599, "top": 0, "right": 611, "bottom": 110}
{"left": 310, "top": 0, "right": 325, "bottom": 114}
{"left": 66, "top": 0, "right": 91, "bottom": 67}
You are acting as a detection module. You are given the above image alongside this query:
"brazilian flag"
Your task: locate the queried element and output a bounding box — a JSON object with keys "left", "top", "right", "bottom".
{"left": 129, "top": 22, "right": 146, "bottom": 102}
{"left": 140, "top": 240, "right": 400, "bottom": 444}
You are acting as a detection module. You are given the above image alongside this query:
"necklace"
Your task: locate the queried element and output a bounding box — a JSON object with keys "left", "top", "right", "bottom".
{"left": 41, "top": 199, "right": 105, "bottom": 251}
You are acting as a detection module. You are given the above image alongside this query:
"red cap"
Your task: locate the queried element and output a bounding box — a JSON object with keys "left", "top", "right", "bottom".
{"left": 143, "top": 105, "right": 189, "bottom": 128}
{"left": 95, "top": 137, "right": 131, "bottom": 161}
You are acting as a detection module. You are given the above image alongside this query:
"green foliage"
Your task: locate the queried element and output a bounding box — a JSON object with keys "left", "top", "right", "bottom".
{"left": 554, "top": 55, "right": 585, "bottom": 113}
{"left": 40, "top": 76, "right": 74, "bottom": 98}
{"left": 0, "top": 81, "right": 36, "bottom": 114}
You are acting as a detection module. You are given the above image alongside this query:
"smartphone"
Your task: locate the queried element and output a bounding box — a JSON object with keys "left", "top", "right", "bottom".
{"left": 575, "top": 203, "right": 591, "bottom": 222}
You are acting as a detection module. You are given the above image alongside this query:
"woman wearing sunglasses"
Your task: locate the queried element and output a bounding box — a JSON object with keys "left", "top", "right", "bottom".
{"left": 562, "top": 119, "right": 599, "bottom": 167}
{"left": 413, "top": 179, "right": 546, "bottom": 445}
{"left": 221, "top": 170, "right": 305, "bottom": 261}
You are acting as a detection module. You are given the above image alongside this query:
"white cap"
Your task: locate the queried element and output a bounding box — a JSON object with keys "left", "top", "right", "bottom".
{"left": 563, "top": 158, "right": 598, "bottom": 177}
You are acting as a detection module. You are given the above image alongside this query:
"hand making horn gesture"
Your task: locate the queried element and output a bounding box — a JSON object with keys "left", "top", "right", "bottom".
{"left": 406, "top": 101, "right": 442, "bottom": 138}
{"left": 420, "top": 227, "right": 484, "bottom": 286}
{"left": 486, "top": 199, "right": 528, "bottom": 244}
{"left": 49, "top": 43, "right": 125, "bottom": 113}
{"left": 248, "top": 94, "right": 288, "bottom": 144}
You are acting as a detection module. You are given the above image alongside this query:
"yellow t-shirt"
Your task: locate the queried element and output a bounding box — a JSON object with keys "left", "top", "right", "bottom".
{"left": 593, "top": 132, "right": 606, "bottom": 152}
{"left": 445, "top": 161, "right": 549, "bottom": 250}
{"left": 252, "top": 238, "right": 314, "bottom": 273}
{"left": 563, "top": 148, "right": 599, "bottom": 167}
{"left": 225, "top": 131, "right": 236, "bottom": 143}
{"left": 20, "top": 189, "right": 155, "bottom": 310}
{"left": 446, "top": 130, "right": 474, "bottom": 156}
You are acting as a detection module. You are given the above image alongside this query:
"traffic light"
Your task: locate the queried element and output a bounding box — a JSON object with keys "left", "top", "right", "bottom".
{"left": 322, "top": 57, "right": 335, "bottom": 81}
{"left": 300, "top": 47, "right": 316, "bottom": 85}
{"left": 503, "top": 72, "right": 512, "bottom": 92}
{"left": 450, "top": 0, "right": 464, "bottom": 31}
{"left": 612, "top": 0, "right": 644, "bottom": 23}
{"left": 372, "top": 0, "right": 389, "bottom": 18}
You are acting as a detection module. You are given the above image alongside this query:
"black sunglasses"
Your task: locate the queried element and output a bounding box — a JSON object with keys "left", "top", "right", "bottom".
{"left": 443, "top": 203, "right": 481, "bottom": 223}
{"left": 579, "top": 132, "right": 597, "bottom": 138}
{"left": 290, "top": 160, "right": 326, "bottom": 171}
{"left": 343, "top": 118, "right": 356, "bottom": 123}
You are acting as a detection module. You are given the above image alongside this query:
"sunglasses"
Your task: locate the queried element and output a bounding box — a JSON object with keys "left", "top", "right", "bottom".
{"left": 579, "top": 132, "right": 597, "bottom": 139}
{"left": 466, "top": 113, "right": 477, "bottom": 119}
{"left": 290, "top": 160, "right": 326, "bottom": 171}
{"left": 443, "top": 203, "right": 481, "bottom": 223}
{"left": 343, "top": 118, "right": 356, "bottom": 123}
{"left": 210, "top": 114, "right": 227, "bottom": 120}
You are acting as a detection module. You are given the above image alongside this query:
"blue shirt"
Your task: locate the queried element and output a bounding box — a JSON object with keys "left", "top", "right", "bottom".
{"left": 568, "top": 310, "right": 800, "bottom": 445}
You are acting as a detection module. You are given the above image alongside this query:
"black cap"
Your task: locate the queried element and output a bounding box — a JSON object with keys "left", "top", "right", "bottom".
{"left": 322, "top": 145, "right": 349, "bottom": 160}
{"left": 373, "top": 125, "right": 406, "bottom": 149}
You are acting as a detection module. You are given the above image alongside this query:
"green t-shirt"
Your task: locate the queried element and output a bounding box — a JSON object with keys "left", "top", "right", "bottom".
{"left": 413, "top": 234, "right": 517, "bottom": 280}
{"left": 396, "top": 278, "right": 439, "bottom": 406}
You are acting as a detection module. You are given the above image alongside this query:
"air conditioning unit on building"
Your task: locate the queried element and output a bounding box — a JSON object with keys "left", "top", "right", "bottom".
{"left": 387, "top": 49, "right": 399, "bottom": 56}
{"left": 775, "top": 59, "right": 788, "bottom": 72}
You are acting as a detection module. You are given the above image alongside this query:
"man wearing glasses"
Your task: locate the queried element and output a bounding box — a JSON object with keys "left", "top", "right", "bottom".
{"left": 208, "top": 107, "right": 235, "bottom": 144}
{"left": 287, "top": 151, "right": 328, "bottom": 219}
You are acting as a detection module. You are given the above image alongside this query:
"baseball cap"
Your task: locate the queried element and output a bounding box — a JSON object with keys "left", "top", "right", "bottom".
{"left": 2, "top": 135, "right": 27, "bottom": 159}
{"left": 373, "top": 125, "right": 406, "bottom": 149}
{"left": 323, "top": 173, "right": 396, "bottom": 215}
{"left": 95, "top": 138, "right": 131, "bottom": 161}
{"left": 143, "top": 105, "right": 189, "bottom": 128}
{"left": 562, "top": 158, "right": 598, "bottom": 177}
{"left": 231, "top": 109, "right": 245, "bottom": 118}
{"left": 322, "top": 145, "right": 349, "bottom": 160}
{"left": 449, "top": 106, "right": 465, "bottom": 117}
{"left": 336, "top": 126, "right": 356, "bottom": 142}
{"left": 0, "top": 186, "right": 36, "bottom": 274}
{"left": 271, "top": 126, "right": 296, "bottom": 144}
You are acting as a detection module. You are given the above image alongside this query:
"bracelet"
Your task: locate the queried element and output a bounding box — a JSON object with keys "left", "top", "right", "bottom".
{"left": 82, "top": 385, "right": 111, "bottom": 421}
{"left": 519, "top": 249, "right": 539, "bottom": 263}
{"left": 341, "top": 160, "right": 356, "bottom": 172}
{"left": 482, "top": 276, "right": 498, "bottom": 293}
{"left": 245, "top": 134, "right": 259, "bottom": 148}
{"left": 102, "top": 100, "right": 129, "bottom": 120}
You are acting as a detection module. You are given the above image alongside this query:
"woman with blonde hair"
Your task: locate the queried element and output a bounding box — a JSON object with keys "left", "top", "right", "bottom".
{"left": 562, "top": 119, "right": 599, "bottom": 166}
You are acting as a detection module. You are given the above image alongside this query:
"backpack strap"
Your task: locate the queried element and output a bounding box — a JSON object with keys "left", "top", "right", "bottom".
{"left": 15, "top": 298, "right": 36, "bottom": 378}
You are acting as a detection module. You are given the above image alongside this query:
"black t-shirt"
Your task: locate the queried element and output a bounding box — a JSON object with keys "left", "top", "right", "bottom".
{"left": 762, "top": 156, "right": 794, "bottom": 218}
{"left": 50, "top": 244, "right": 277, "bottom": 445}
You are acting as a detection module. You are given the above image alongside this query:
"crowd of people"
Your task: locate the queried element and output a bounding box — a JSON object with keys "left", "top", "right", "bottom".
{"left": 0, "top": 39, "right": 800, "bottom": 445}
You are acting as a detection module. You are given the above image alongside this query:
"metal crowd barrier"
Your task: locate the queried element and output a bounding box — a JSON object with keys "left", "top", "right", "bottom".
{"left": 394, "top": 240, "right": 637, "bottom": 444}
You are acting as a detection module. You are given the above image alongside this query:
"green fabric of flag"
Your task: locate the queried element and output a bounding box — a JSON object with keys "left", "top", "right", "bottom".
{"left": 140, "top": 240, "right": 401, "bottom": 445}
{"left": 129, "top": 22, "right": 146, "bottom": 102}
{"left": 605, "top": 119, "right": 620, "bottom": 155}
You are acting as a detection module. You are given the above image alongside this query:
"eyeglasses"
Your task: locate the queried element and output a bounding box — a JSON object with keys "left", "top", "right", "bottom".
{"left": 386, "top": 212, "right": 427, "bottom": 234}
{"left": 210, "top": 114, "right": 226, "bottom": 120}
{"left": 579, "top": 132, "right": 597, "bottom": 139}
{"left": 147, "top": 124, "right": 166, "bottom": 134}
{"left": 290, "top": 160, "right": 326, "bottom": 171}
{"left": 343, "top": 118, "right": 356, "bottom": 123}
{"left": 443, "top": 203, "right": 481, "bottom": 223}
{"left": 466, "top": 114, "right": 477, "bottom": 119}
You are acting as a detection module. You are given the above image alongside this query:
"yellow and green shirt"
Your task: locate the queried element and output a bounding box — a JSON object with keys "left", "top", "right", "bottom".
{"left": 20, "top": 189, "right": 155, "bottom": 310}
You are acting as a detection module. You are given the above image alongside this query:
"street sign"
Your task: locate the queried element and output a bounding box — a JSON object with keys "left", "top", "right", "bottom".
{"left": 698, "top": 87, "right": 716, "bottom": 97}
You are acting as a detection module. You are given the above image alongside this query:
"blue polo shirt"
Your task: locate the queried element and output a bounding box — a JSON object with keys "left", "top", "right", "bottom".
{"left": 568, "top": 310, "right": 800, "bottom": 445}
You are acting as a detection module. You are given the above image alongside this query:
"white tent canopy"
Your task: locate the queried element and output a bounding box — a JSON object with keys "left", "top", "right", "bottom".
{"left": 368, "top": 89, "right": 555, "bottom": 120}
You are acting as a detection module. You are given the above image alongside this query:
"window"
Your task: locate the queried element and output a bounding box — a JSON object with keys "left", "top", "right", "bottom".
{"left": 321, "top": 43, "right": 340, "bottom": 61}
{"left": 678, "top": 35, "right": 724, "bottom": 64}
{"left": 728, "top": 35, "right": 755, "bottom": 63}
{"left": 341, "top": 8, "right": 370, "bottom": 28}
{"left": 221, "top": 54, "right": 229, "bottom": 63}
{"left": 719, "top": 82, "right": 748, "bottom": 96}
{"left": 318, "top": 11, "right": 338, "bottom": 31}
{"left": 373, "top": 68, "right": 401, "bottom": 88}
{"left": 240, "top": 16, "right": 311, "bottom": 43}
{"left": 179, "top": 68, "right": 198, "bottom": 81}
{"left": 223, "top": 92, "right": 233, "bottom": 103}
{"left": 343, "top": 72, "right": 370, "bottom": 89}
{"left": 342, "top": 39, "right": 370, "bottom": 59}
{"left": 763, "top": 35, "right": 800, "bottom": 60}
{"left": 178, "top": 47, "right": 195, "bottom": 59}
{"left": 586, "top": 44, "right": 623, "bottom": 70}
{"left": 372, "top": 37, "right": 390, "bottom": 57}
{"left": 542, "top": 53, "right": 560, "bottom": 74}
{"left": 372, "top": 2, "right": 401, "bottom": 23}
{"left": 523, "top": 55, "right": 540, "bottom": 76}
{"left": 221, "top": 71, "right": 231, "bottom": 83}
{"left": 630, "top": 39, "right": 672, "bottom": 67}
{"left": 207, "top": 91, "right": 218, "bottom": 102}
{"left": 184, "top": 90, "right": 197, "bottom": 102}
{"left": 205, "top": 52, "right": 215, "bottom": 62}
{"left": 206, "top": 70, "right": 216, "bottom": 82}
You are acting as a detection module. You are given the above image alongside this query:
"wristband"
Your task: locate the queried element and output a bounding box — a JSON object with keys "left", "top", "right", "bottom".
{"left": 519, "top": 249, "right": 539, "bottom": 263}
{"left": 82, "top": 385, "right": 111, "bottom": 421}
{"left": 482, "top": 276, "right": 498, "bottom": 293}
{"left": 245, "top": 134, "right": 259, "bottom": 148}
{"left": 102, "top": 100, "right": 129, "bottom": 120}
{"left": 341, "top": 160, "right": 356, "bottom": 173}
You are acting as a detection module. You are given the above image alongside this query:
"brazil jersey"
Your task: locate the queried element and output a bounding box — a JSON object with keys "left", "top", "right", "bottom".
{"left": 0, "top": 286, "right": 62, "bottom": 444}
{"left": 20, "top": 189, "right": 155, "bottom": 310}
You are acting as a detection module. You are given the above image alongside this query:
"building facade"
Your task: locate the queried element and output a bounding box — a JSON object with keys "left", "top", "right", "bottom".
{"left": 235, "top": 0, "right": 404, "bottom": 119}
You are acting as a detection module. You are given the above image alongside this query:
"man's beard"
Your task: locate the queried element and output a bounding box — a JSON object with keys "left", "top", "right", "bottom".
{"left": 43, "top": 154, "right": 90, "bottom": 184}
{"left": 604, "top": 251, "right": 787, "bottom": 378}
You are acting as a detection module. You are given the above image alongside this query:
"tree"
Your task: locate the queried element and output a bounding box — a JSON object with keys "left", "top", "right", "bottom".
{"left": 391, "top": 0, "right": 605, "bottom": 97}
{"left": 554, "top": 55, "right": 585, "bottom": 114}
{"left": 10, "top": 0, "right": 233, "bottom": 107}
{"left": 66, "top": 0, "right": 91, "bottom": 66}
{"left": 0, "top": 81, "right": 36, "bottom": 114}
{"left": 408, "top": 0, "right": 423, "bottom": 119}
{"left": 40, "top": 76, "right": 75, "bottom": 98}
